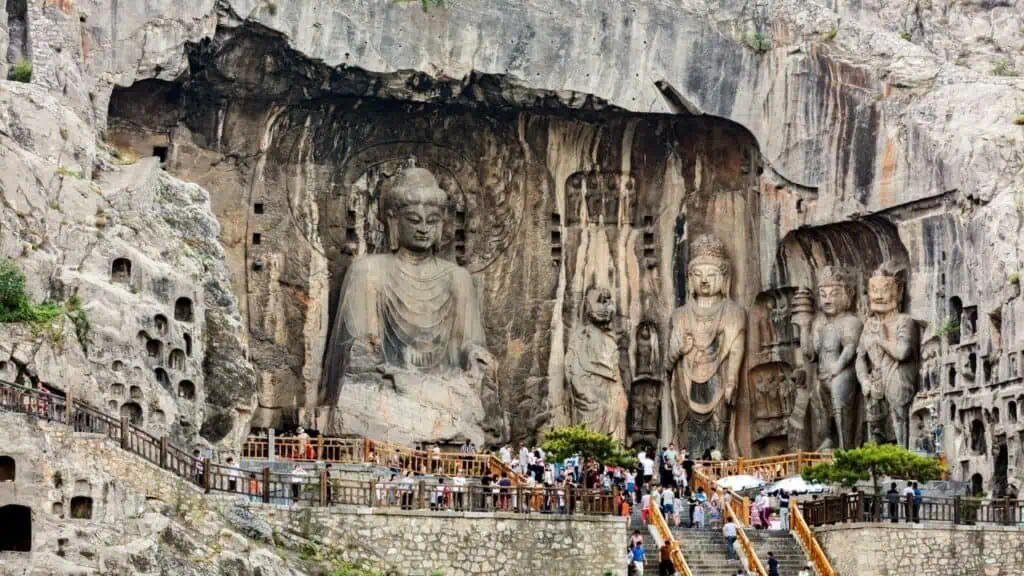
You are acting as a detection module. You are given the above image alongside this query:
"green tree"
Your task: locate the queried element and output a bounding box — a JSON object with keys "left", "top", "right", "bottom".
{"left": 801, "top": 442, "right": 944, "bottom": 497}
{"left": 540, "top": 425, "right": 636, "bottom": 468}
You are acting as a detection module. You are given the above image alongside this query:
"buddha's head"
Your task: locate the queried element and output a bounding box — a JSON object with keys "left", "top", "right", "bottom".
{"left": 382, "top": 167, "right": 448, "bottom": 253}
{"left": 688, "top": 234, "right": 731, "bottom": 299}
{"left": 585, "top": 286, "right": 615, "bottom": 326}
{"left": 868, "top": 262, "right": 906, "bottom": 315}
{"left": 817, "top": 266, "right": 855, "bottom": 317}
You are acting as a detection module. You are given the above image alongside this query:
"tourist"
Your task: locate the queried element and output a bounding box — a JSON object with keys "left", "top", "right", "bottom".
{"left": 694, "top": 496, "right": 706, "bottom": 529}
{"left": 767, "top": 551, "right": 780, "bottom": 576}
{"left": 659, "top": 542, "right": 673, "bottom": 576}
{"left": 913, "top": 481, "right": 922, "bottom": 523}
{"left": 431, "top": 444, "right": 441, "bottom": 474}
{"left": 631, "top": 529, "right": 644, "bottom": 550}
{"left": 400, "top": 470, "right": 415, "bottom": 509}
{"left": 682, "top": 451, "right": 695, "bottom": 492}
{"left": 225, "top": 457, "right": 239, "bottom": 493}
{"left": 779, "top": 490, "right": 790, "bottom": 530}
{"left": 390, "top": 448, "right": 401, "bottom": 472}
{"left": 887, "top": 482, "right": 900, "bottom": 522}
{"left": 519, "top": 443, "right": 530, "bottom": 475}
{"left": 295, "top": 427, "right": 310, "bottom": 460}
{"left": 687, "top": 490, "right": 698, "bottom": 528}
{"left": 192, "top": 449, "right": 204, "bottom": 486}
{"left": 755, "top": 490, "right": 770, "bottom": 529}
{"left": 641, "top": 452, "right": 655, "bottom": 487}
{"left": 452, "top": 474, "right": 466, "bottom": 510}
{"left": 432, "top": 477, "right": 447, "bottom": 510}
{"left": 798, "top": 564, "right": 813, "bottom": 576}
{"left": 701, "top": 448, "right": 712, "bottom": 461}
{"left": 248, "top": 473, "right": 259, "bottom": 502}
{"left": 902, "top": 482, "right": 915, "bottom": 523}
{"left": 291, "top": 464, "right": 307, "bottom": 502}
{"left": 661, "top": 484, "right": 675, "bottom": 524}
{"left": 498, "top": 472, "right": 512, "bottom": 510}
{"left": 499, "top": 444, "right": 512, "bottom": 466}
{"left": 664, "top": 443, "right": 678, "bottom": 487}
{"left": 625, "top": 469, "right": 636, "bottom": 504}
{"left": 460, "top": 438, "right": 475, "bottom": 473}
{"left": 711, "top": 446, "right": 723, "bottom": 461}
{"left": 723, "top": 517, "right": 738, "bottom": 560}
{"left": 640, "top": 486, "right": 651, "bottom": 525}
{"left": 631, "top": 540, "right": 646, "bottom": 574}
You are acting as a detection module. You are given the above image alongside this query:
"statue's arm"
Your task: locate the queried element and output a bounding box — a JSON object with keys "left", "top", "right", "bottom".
{"left": 879, "top": 317, "right": 917, "bottom": 362}
{"left": 665, "top": 310, "right": 691, "bottom": 372}
{"left": 725, "top": 326, "right": 745, "bottom": 405}
{"left": 834, "top": 318, "right": 863, "bottom": 372}
{"left": 452, "top": 267, "right": 491, "bottom": 367}
{"left": 854, "top": 339, "right": 871, "bottom": 396}
{"left": 800, "top": 318, "right": 819, "bottom": 363}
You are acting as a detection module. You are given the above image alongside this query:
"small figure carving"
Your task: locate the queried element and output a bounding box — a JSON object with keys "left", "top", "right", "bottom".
{"left": 667, "top": 234, "right": 746, "bottom": 457}
{"left": 856, "top": 263, "right": 920, "bottom": 448}
{"left": 796, "top": 266, "right": 863, "bottom": 450}
{"left": 635, "top": 321, "right": 659, "bottom": 377}
{"left": 566, "top": 286, "right": 628, "bottom": 441}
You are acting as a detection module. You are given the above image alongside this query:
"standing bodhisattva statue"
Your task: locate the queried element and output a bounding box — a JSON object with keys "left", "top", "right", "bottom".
{"left": 667, "top": 234, "right": 746, "bottom": 457}
{"left": 565, "top": 286, "right": 628, "bottom": 441}
{"left": 319, "top": 166, "right": 500, "bottom": 445}
{"left": 856, "top": 263, "right": 919, "bottom": 448}
{"left": 797, "top": 266, "right": 863, "bottom": 450}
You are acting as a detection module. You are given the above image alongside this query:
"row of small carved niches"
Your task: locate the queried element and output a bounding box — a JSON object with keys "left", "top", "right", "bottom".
{"left": 928, "top": 295, "right": 1021, "bottom": 394}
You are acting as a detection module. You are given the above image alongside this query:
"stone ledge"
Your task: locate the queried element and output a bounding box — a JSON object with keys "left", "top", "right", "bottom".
{"left": 814, "top": 522, "right": 1024, "bottom": 534}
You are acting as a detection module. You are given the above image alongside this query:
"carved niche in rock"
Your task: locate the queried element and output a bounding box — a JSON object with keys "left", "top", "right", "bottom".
{"left": 668, "top": 234, "right": 746, "bottom": 457}
{"left": 749, "top": 362, "right": 795, "bottom": 449}
{"left": 318, "top": 166, "right": 504, "bottom": 447}
{"left": 752, "top": 288, "right": 797, "bottom": 361}
{"left": 856, "top": 262, "right": 920, "bottom": 448}
{"left": 795, "top": 266, "right": 863, "bottom": 450}
{"left": 565, "top": 286, "right": 628, "bottom": 441}
{"left": 630, "top": 320, "right": 662, "bottom": 447}
{"left": 564, "top": 171, "right": 638, "bottom": 226}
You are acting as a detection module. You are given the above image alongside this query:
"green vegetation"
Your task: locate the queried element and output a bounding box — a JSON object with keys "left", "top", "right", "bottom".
{"left": 900, "top": 31, "right": 912, "bottom": 41}
{"left": 396, "top": 0, "right": 443, "bottom": 10}
{"left": 1010, "top": 272, "right": 1020, "bottom": 285}
{"left": 327, "top": 561, "right": 388, "bottom": 576}
{"left": 8, "top": 59, "right": 32, "bottom": 83}
{"left": 541, "top": 425, "right": 636, "bottom": 468}
{"left": 821, "top": 27, "right": 838, "bottom": 42}
{"left": 0, "top": 259, "right": 90, "bottom": 349}
{"left": 743, "top": 32, "right": 771, "bottom": 53}
{"left": 112, "top": 146, "right": 139, "bottom": 165}
{"left": 57, "top": 166, "right": 84, "bottom": 179}
{"left": 802, "top": 442, "right": 944, "bottom": 497}
{"left": 1015, "top": 115, "right": 1024, "bottom": 126}
{"left": 937, "top": 319, "right": 960, "bottom": 336}
{"left": 992, "top": 59, "right": 1018, "bottom": 77}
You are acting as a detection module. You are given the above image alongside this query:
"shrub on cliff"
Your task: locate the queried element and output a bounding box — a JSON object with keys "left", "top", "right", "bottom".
{"left": 0, "top": 259, "right": 89, "bottom": 349}
{"left": 801, "top": 442, "right": 944, "bottom": 496}
{"left": 541, "top": 425, "right": 636, "bottom": 468}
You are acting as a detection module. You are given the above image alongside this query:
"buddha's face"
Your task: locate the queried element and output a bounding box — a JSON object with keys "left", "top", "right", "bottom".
{"left": 586, "top": 288, "right": 615, "bottom": 325}
{"left": 868, "top": 276, "right": 898, "bottom": 314}
{"left": 396, "top": 203, "right": 444, "bottom": 252}
{"left": 689, "top": 264, "right": 726, "bottom": 298}
{"left": 818, "top": 285, "right": 851, "bottom": 317}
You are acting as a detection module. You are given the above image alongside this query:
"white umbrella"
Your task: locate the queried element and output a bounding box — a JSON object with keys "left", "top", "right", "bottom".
{"left": 768, "top": 475, "right": 829, "bottom": 495}
{"left": 716, "top": 474, "right": 765, "bottom": 492}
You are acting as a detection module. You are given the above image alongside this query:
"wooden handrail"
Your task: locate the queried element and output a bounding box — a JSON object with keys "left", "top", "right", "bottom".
{"left": 648, "top": 495, "right": 693, "bottom": 576}
{"left": 790, "top": 498, "right": 837, "bottom": 576}
{"left": 692, "top": 468, "right": 752, "bottom": 527}
{"left": 694, "top": 451, "right": 834, "bottom": 483}
{"left": 725, "top": 502, "right": 768, "bottom": 576}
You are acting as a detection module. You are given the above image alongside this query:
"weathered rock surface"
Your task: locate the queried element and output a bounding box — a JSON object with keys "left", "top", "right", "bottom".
{"left": 1, "top": 0, "right": 1023, "bottom": 514}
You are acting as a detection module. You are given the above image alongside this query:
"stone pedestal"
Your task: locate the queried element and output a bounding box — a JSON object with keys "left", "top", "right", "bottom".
{"left": 321, "top": 371, "right": 486, "bottom": 447}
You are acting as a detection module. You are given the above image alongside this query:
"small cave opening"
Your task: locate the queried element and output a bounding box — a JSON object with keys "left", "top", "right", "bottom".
{"left": 107, "top": 400, "right": 117, "bottom": 412}
{"left": 51, "top": 502, "right": 62, "bottom": 517}
{"left": 971, "top": 473, "right": 984, "bottom": 496}
{"left": 110, "top": 258, "right": 132, "bottom": 285}
{"left": 0, "top": 505, "right": 31, "bottom": 551}
{"left": 153, "top": 145, "right": 168, "bottom": 163}
{"left": 154, "top": 368, "right": 170, "bottom": 391}
{"left": 254, "top": 202, "right": 264, "bottom": 215}
{"left": 169, "top": 348, "right": 186, "bottom": 371}
{"left": 120, "top": 402, "right": 143, "bottom": 426}
{"left": 69, "top": 496, "right": 92, "bottom": 520}
{"left": 183, "top": 333, "right": 192, "bottom": 357}
{"left": 111, "top": 383, "right": 125, "bottom": 397}
{"left": 106, "top": 79, "right": 182, "bottom": 157}
{"left": 174, "top": 297, "right": 193, "bottom": 322}
{"left": 154, "top": 314, "right": 168, "bottom": 336}
{"left": 129, "top": 385, "right": 143, "bottom": 400}
{"left": 111, "top": 360, "right": 124, "bottom": 372}
{"left": 5, "top": 0, "right": 28, "bottom": 74}
{"left": 146, "top": 338, "right": 162, "bottom": 359}
{"left": 948, "top": 365, "right": 957, "bottom": 389}
{"left": 152, "top": 409, "right": 165, "bottom": 424}
{"left": 0, "top": 455, "right": 15, "bottom": 482}
{"left": 1010, "top": 401, "right": 1017, "bottom": 423}
{"left": 963, "top": 306, "right": 978, "bottom": 340}
{"left": 178, "top": 380, "right": 195, "bottom": 400}
{"left": 970, "top": 418, "right": 987, "bottom": 455}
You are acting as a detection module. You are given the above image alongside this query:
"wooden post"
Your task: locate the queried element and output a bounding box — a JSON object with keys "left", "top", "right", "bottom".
{"left": 120, "top": 415, "right": 130, "bottom": 450}
{"left": 369, "top": 479, "right": 377, "bottom": 508}
{"left": 796, "top": 450, "right": 804, "bottom": 472}
{"left": 267, "top": 428, "right": 276, "bottom": 462}
{"left": 202, "top": 457, "right": 211, "bottom": 494}
{"left": 954, "top": 496, "right": 961, "bottom": 525}
{"left": 416, "top": 481, "right": 424, "bottom": 510}
{"left": 319, "top": 469, "right": 327, "bottom": 506}
{"left": 262, "top": 467, "right": 271, "bottom": 504}
{"left": 317, "top": 436, "right": 324, "bottom": 461}
{"left": 160, "top": 436, "right": 168, "bottom": 468}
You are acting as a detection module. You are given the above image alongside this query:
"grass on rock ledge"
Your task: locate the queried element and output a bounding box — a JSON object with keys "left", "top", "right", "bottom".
{"left": 0, "top": 258, "right": 90, "bottom": 349}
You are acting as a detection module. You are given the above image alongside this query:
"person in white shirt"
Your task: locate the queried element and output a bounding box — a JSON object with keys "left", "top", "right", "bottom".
{"left": 723, "top": 519, "right": 738, "bottom": 559}
{"left": 902, "top": 483, "right": 915, "bottom": 522}
{"left": 640, "top": 490, "right": 652, "bottom": 524}
{"left": 499, "top": 445, "right": 512, "bottom": 465}
{"left": 452, "top": 475, "right": 467, "bottom": 510}
{"left": 642, "top": 455, "right": 655, "bottom": 486}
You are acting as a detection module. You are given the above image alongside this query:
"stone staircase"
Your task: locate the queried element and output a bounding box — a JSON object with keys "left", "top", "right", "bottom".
{"left": 628, "top": 506, "right": 807, "bottom": 575}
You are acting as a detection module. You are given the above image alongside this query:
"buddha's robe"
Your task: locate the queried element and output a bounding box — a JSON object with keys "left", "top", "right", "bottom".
{"left": 320, "top": 253, "right": 487, "bottom": 404}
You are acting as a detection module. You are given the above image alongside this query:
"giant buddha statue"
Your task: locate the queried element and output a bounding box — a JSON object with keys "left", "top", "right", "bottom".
{"left": 319, "top": 166, "right": 501, "bottom": 446}
{"left": 667, "top": 234, "right": 746, "bottom": 457}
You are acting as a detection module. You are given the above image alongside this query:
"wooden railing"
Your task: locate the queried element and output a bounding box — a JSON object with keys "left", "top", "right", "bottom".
{"left": 803, "top": 492, "right": 1024, "bottom": 526}
{"left": 791, "top": 498, "right": 837, "bottom": 576}
{"left": 648, "top": 497, "right": 693, "bottom": 576}
{"left": 691, "top": 468, "right": 752, "bottom": 528}
{"left": 694, "top": 451, "right": 833, "bottom": 483}
{"left": 723, "top": 498, "right": 768, "bottom": 576}
{"left": 242, "top": 434, "right": 523, "bottom": 482}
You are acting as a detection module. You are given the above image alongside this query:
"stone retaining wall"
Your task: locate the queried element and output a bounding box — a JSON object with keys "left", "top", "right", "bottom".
{"left": 815, "top": 522, "right": 1024, "bottom": 576}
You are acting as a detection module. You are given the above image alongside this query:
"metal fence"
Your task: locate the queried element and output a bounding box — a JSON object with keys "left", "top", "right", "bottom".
{"left": 801, "top": 493, "right": 1024, "bottom": 526}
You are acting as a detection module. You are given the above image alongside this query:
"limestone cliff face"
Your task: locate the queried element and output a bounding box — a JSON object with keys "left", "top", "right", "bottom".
{"left": 1, "top": 0, "right": 1022, "bottom": 470}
